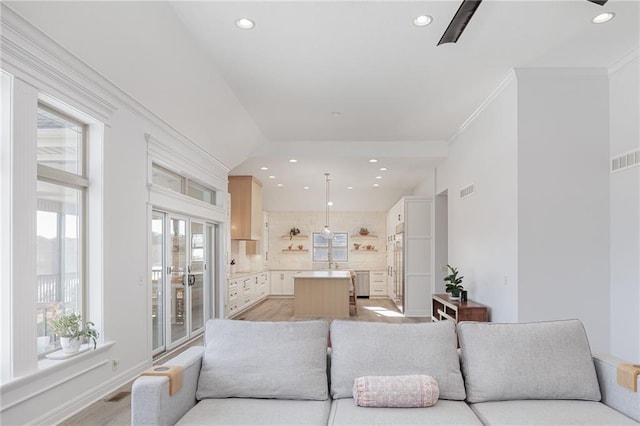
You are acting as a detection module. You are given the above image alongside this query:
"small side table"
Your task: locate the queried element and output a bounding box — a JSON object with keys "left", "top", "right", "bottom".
{"left": 432, "top": 293, "right": 489, "bottom": 323}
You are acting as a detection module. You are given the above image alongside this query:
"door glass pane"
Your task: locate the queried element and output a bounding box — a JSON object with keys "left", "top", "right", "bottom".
{"left": 36, "top": 181, "right": 82, "bottom": 354}
{"left": 37, "top": 106, "right": 83, "bottom": 175}
{"left": 170, "top": 218, "right": 187, "bottom": 343}
{"left": 151, "top": 212, "right": 165, "bottom": 352}
{"left": 190, "top": 223, "right": 204, "bottom": 332}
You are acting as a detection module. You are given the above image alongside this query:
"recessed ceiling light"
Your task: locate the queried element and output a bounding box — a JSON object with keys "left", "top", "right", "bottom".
{"left": 289, "top": 159, "right": 297, "bottom": 163}
{"left": 260, "top": 166, "right": 269, "bottom": 170}
{"left": 277, "top": 183, "right": 283, "bottom": 187}
{"left": 331, "top": 111, "right": 342, "bottom": 118}
{"left": 369, "top": 159, "right": 378, "bottom": 163}
{"left": 303, "top": 186, "right": 309, "bottom": 190}
{"left": 379, "top": 167, "right": 387, "bottom": 171}
{"left": 235, "top": 18, "right": 255, "bottom": 30}
{"left": 269, "top": 175, "right": 276, "bottom": 179}
{"left": 592, "top": 12, "right": 615, "bottom": 24}
{"left": 373, "top": 183, "right": 380, "bottom": 187}
{"left": 327, "top": 201, "right": 334, "bottom": 206}
{"left": 376, "top": 176, "right": 383, "bottom": 179}
{"left": 347, "top": 186, "right": 353, "bottom": 190}
{"left": 413, "top": 15, "right": 433, "bottom": 27}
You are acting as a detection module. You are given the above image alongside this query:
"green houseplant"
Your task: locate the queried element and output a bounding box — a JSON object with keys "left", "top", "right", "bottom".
{"left": 49, "top": 312, "right": 99, "bottom": 353}
{"left": 444, "top": 264, "right": 464, "bottom": 300}
{"left": 289, "top": 227, "right": 301, "bottom": 240}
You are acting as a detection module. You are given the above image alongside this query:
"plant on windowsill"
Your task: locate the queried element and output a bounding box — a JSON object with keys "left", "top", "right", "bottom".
{"left": 444, "top": 264, "right": 464, "bottom": 300}
{"left": 49, "top": 312, "right": 99, "bottom": 354}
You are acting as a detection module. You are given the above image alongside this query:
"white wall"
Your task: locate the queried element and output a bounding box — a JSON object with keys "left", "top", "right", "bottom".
{"left": 516, "top": 68, "right": 610, "bottom": 354}
{"left": 436, "top": 77, "right": 519, "bottom": 322}
{"left": 609, "top": 55, "right": 640, "bottom": 362}
{"left": 0, "top": 6, "right": 235, "bottom": 424}
{"left": 6, "top": 1, "right": 265, "bottom": 169}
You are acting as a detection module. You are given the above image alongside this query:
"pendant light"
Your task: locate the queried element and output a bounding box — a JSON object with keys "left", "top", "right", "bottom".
{"left": 323, "top": 173, "right": 332, "bottom": 237}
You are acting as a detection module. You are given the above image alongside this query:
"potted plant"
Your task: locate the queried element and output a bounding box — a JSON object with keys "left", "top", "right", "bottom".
{"left": 49, "top": 312, "right": 99, "bottom": 353}
{"left": 289, "top": 227, "right": 301, "bottom": 240}
{"left": 444, "top": 264, "right": 464, "bottom": 300}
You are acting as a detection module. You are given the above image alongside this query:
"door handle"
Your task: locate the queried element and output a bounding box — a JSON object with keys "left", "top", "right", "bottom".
{"left": 188, "top": 274, "right": 196, "bottom": 286}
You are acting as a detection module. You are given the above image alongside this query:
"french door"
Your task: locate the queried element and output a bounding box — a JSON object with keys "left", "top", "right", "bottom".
{"left": 151, "top": 211, "right": 215, "bottom": 354}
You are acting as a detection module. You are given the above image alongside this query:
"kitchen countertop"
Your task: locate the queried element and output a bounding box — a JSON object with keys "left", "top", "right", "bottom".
{"left": 294, "top": 271, "right": 351, "bottom": 279}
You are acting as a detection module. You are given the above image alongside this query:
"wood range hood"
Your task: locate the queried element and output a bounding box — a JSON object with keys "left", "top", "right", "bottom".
{"left": 228, "top": 175, "right": 263, "bottom": 242}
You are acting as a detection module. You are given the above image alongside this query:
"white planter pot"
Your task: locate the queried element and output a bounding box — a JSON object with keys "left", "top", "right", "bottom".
{"left": 60, "top": 336, "right": 81, "bottom": 353}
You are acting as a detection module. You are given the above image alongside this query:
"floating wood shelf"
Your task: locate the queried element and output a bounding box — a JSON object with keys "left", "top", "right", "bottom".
{"left": 282, "top": 249, "right": 309, "bottom": 252}
{"left": 350, "top": 249, "right": 378, "bottom": 252}
{"left": 350, "top": 234, "right": 378, "bottom": 238}
{"left": 281, "top": 235, "right": 309, "bottom": 240}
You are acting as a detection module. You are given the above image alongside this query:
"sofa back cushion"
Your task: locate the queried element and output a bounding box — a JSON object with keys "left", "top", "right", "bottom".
{"left": 196, "top": 319, "right": 329, "bottom": 401}
{"left": 457, "top": 319, "right": 601, "bottom": 403}
{"left": 329, "top": 320, "right": 466, "bottom": 400}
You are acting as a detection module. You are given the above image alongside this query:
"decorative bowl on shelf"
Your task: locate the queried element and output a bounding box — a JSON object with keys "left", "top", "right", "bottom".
{"left": 297, "top": 244, "right": 304, "bottom": 250}
{"left": 359, "top": 227, "right": 369, "bottom": 236}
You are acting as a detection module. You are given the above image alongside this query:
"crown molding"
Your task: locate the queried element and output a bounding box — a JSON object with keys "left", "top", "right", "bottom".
{"left": 609, "top": 48, "right": 640, "bottom": 76}
{"left": 0, "top": 4, "right": 229, "bottom": 173}
{"left": 449, "top": 70, "right": 516, "bottom": 143}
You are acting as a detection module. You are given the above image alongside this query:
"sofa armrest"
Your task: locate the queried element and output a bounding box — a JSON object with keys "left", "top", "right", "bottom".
{"left": 131, "top": 346, "right": 205, "bottom": 426}
{"left": 593, "top": 353, "right": 640, "bottom": 422}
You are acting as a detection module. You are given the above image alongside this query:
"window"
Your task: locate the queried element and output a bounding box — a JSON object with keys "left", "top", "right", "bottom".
{"left": 36, "top": 105, "right": 87, "bottom": 355}
{"left": 312, "top": 232, "right": 348, "bottom": 262}
{"left": 152, "top": 163, "right": 217, "bottom": 205}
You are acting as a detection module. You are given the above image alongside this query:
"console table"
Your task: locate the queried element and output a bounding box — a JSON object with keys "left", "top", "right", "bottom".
{"left": 432, "top": 294, "right": 488, "bottom": 323}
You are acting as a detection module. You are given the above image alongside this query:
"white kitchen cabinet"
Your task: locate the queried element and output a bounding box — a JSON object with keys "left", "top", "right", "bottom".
{"left": 386, "top": 196, "right": 433, "bottom": 317}
{"left": 282, "top": 271, "right": 300, "bottom": 295}
{"left": 270, "top": 271, "right": 285, "bottom": 295}
{"left": 257, "top": 272, "right": 269, "bottom": 298}
{"left": 369, "top": 270, "right": 387, "bottom": 298}
{"left": 226, "top": 279, "right": 240, "bottom": 317}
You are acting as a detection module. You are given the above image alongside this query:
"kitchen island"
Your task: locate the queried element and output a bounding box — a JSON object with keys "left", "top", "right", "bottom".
{"left": 294, "top": 271, "right": 351, "bottom": 318}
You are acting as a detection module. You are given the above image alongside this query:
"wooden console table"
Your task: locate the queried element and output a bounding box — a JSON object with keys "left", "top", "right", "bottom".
{"left": 432, "top": 294, "right": 488, "bottom": 323}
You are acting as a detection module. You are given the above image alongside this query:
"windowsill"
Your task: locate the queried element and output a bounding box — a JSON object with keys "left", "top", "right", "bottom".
{"left": 0, "top": 341, "right": 115, "bottom": 392}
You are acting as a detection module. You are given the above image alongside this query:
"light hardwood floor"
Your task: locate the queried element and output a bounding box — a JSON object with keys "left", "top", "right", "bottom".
{"left": 60, "top": 297, "right": 428, "bottom": 425}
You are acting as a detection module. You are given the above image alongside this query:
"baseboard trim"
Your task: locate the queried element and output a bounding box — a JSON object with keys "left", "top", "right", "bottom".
{"left": 33, "top": 360, "right": 149, "bottom": 426}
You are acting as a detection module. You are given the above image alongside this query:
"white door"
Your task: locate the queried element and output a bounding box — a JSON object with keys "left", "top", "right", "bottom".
{"left": 152, "top": 211, "right": 214, "bottom": 354}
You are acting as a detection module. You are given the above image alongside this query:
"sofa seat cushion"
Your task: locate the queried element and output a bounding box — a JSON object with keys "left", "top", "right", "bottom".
{"left": 176, "top": 398, "right": 332, "bottom": 425}
{"left": 330, "top": 320, "right": 466, "bottom": 400}
{"left": 457, "top": 320, "right": 601, "bottom": 403}
{"left": 469, "top": 400, "right": 639, "bottom": 425}
{"left": 328, "top": 398, "right": 482, "bottom": 425}
{"left": 196, "top": 319, "right": 329, "bottom": 400}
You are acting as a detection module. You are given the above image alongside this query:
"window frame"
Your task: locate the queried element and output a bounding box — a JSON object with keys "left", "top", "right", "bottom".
{"left": 312, "top": 232, "right": 349, "bottom": 263}
{"left": 36, "top": 103, "right": 89, "bottom": 357}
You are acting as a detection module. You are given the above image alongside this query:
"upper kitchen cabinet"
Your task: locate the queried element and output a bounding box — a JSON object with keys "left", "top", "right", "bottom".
{"left": 229, "top": 176, "right": 263, "bottom": 240}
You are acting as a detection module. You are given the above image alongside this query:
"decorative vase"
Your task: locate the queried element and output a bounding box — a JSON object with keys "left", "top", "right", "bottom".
{"left": 60, "top": 336, "right": 81, "bottom": 353}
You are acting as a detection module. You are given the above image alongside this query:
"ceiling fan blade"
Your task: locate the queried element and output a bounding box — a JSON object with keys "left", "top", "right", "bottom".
{"left": 438, "top": 0, "right": 483, "bottom": 46}
{"left": 586, "top": 0, "right": 608, "bottom": 5}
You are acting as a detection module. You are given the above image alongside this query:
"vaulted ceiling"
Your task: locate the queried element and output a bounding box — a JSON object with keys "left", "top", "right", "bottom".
{"left": 170, "top": 0, "right": 638, "bottom": 210}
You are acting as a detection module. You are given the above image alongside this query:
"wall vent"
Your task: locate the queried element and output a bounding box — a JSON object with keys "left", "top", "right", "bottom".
{"left": 611, "top": 149, "right": 640, "bottom": 173}
{"left": 459, "top": 183, "right": 475, "bottom": 199}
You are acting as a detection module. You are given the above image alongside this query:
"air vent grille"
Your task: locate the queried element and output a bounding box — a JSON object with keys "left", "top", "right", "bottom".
{"left": 459, "top": 183, "right": 475, "bottom": 199}
{"left": 611, "top": 149, "right": 640, "bottom": 173}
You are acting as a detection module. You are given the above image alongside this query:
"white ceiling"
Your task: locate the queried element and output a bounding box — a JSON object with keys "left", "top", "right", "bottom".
{"left": 170, "top": 0, "right": 639, "bottom": 211}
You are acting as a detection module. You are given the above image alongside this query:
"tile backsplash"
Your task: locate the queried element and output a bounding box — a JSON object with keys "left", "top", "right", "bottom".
{"left": 267, "top": 211, "right": 387, "bottom": 271}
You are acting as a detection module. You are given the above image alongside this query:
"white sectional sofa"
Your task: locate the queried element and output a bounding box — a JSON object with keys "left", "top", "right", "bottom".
{"left": 131, "top": 319, "right": 639, "bottom": 426}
